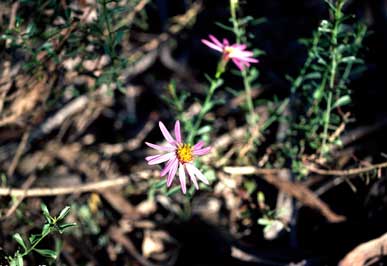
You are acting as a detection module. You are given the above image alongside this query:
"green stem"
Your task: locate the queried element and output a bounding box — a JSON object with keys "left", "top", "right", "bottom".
{"left": 101, "top": 0, "right": 114, "bottom": 57}
{"left": 187, "top": 74, "right": 222, "bottom": 143}
{"left": 321, "top": 91, "right": 332, "bottom": 154}
{"left": 320, "top": 0, "right": 343, "bottom": 156}
{"left": 229, "top": 0, "right": 257, "bottom": 124}
{"left": 21, "top": 229, "right": 51, "bottom": 257}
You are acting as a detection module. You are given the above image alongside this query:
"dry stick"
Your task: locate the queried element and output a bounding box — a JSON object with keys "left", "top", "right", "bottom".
{"left": 306, "top": 161, "right": 387, "bottom": 176}
{"left": 128, "top": 1, "right": 202, "bottom": 61}
{"left": 45, "top": 142, "right": 141, "bottom": 218}
{"left": 7, "top": 128, "right": 30, "bottom": 177}
{"left": 339, "top": 232, "right": 387, "bottom": 266}
{"left": 223, "top": 166, "right": 346, "bottom": 223}
{"left": 0, "top": 177, "right": 130, "bottom": 197}
{"left": 112, "top": 0, "right": 151, "bottom": 33}
{"left": 3, "top": 175, "right": 36, "bottom": 219}
{"left": 5, "top": 1, "right": 19, "bottom": 47}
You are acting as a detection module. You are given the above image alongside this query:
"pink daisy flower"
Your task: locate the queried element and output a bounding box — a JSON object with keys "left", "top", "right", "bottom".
{"left": 145, "top": 120, "right": 211, "bottom": 194}
{"left": 201, "top": 34, "right": 258, "bottom": 71}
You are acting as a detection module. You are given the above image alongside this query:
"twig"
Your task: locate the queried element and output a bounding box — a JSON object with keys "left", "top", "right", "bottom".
{"left": 128, "top": 1, "right": 202, "bottom": 62}
{"left": 0, "top": 177, "right": 130, "bottom": 197}
{"left": 8, "top": 2, "right": 19, "bottom": 30}
{"left": 223, "top": 166, "right": 346, "bottom": 223}
{"left": 2, "top": 175, "right": 36, "bottom": 219}
{"left": 306, "top": 161, "right": 387, "bottom": 176}
{"left": 113, "top": 0, "right": 151, "bottom": 33}
{"left": 7, "top": 127, "right": 30, "bottom": 177}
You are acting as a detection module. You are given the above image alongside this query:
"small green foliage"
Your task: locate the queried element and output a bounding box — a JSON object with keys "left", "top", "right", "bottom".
{"left": 282, "top": 0, "right": 367, "bottom": 176}
{"left": 7, "top": 204, "right": 76, "bottom": 265}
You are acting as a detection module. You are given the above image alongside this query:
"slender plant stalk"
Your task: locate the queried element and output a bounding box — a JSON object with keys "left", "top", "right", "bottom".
{"left": 21, "top": 230, "right": 50, "bottom": 257}
{"left": 229, "top": 0, "right": 258, "bottom": 124}
{"left": 320, "top": 0, "right": 344, "bottom": 156}
{"left": 188, "top": 72, "right": 224, "bottom": 143}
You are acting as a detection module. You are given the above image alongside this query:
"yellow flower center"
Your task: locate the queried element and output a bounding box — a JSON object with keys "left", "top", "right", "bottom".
{"left": 224, "top": 46, "right": 236, "bottom": 56}
{"left": 176, "top": 143, "right": 193, "bottom": 163}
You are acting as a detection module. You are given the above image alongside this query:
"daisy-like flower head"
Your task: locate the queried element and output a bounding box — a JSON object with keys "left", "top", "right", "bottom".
{"left": 201, "top": 34, "right": 258, "bottom": 71}
{"left": 145, "top": 121, "right": 211, "bottom": 194}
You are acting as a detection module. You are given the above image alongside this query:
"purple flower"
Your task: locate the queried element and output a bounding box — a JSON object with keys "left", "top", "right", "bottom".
{"left": 201, "top": 34, "right": 258, "bottom": 71}
{"left": 145, "top": 121, "right": 211, "bottom": 194}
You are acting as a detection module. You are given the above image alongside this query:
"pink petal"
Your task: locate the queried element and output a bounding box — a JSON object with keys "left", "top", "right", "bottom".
{"left": 232, "top": 58, "right": 244, "bottom": 71}
{"left": 145, "top": 154, "right": 161, "bottom": 161}
{"left": 159, "top": 121, "right": 176, "bottom": 144}
{"left": 167, "top": 159, "right": 179, "bottom": 187}
{"left": 201, "top": 39, "right": 223, "bottom": 52}
{"left": 243, "top": 57, "right": 259, "bottom": 63}
{"left": 208, "top": 34, "right": 223, "bottom": 48}
{"left": 234, "top": 55, "right": 258, "bottom": 63}
{"left": 232, "top": 44, "right": 247, "bottom": 50}
{"left": 147, "top": 152, "right": 175, "bottom": 165}
{"left": 160, "top": 157, "right": 177, "bottom": 176}
{"left": 193, "top": 146, "right": 211, "bottom": 156}
{"left": 186, "top": 164, "right": 209, "bottom": 185}
{"left": 145, "top": 142, "right": 175, "bottom": 152}
{"left": 174, "top": 120, "right": 182, "bottom": 143}
{"left": 223, "top": 38, "right": 230, "bottom": 46}
{"left": 186, "top": 164, "right": 199, "bottom": 190}
{"left": 178, "top": 163, "right": 187, "bottom": 194}
{"left": 193, "top": 141, "right": 205, "bottom": 150}
{"left": 235, "top": 51, "right": 254, "bottom": 58}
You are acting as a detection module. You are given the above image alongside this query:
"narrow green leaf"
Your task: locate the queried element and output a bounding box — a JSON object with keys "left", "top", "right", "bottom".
{"left": 57, "top": 206, "right": 71, "bottom": 221}
{"left": 166, "top": 186, "right": 181, "bottom": 196}
{"left": 58, "top": 223, "right": 77, "bottom": 233}
{"left": 332, "top": 95, "right": 351, "bottom": 109}
{"left": 34, "top": 248, "right": 57, "bottom": 260}
{"left": 13, "top": 233, "right": 27, "bottom": 251}
{"left": 196, "top": 126, "right": 212, "bottom": 135}
{"left": 29, "top": 234, "right": 40, "bottom": 245}
{"left": 257, "top": 218, "right": 271, "bottom": 226}
{"left": 153, "top": 179, "right": 167, "bottom": 189}
{"left": 41, "top": 224, "right": 51, "bottom": 236}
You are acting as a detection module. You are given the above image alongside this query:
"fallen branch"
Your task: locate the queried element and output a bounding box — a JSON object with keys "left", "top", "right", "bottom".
{"left": 223, "top": 166, "right": 346, "bottom": 223}
{"left": 339, "top": 232, "right": 387, "bottom": 266}
{"left": 306, "top": 161, "right": 387, "bottom": 176}
{"left": 0, "top": 177, "right": 130, "bottom": 197}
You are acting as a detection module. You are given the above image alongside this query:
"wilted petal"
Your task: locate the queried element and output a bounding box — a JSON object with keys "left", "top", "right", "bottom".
{"left": 167, "top": 159, "right": 179, "bottom": 187}
{"left": 148, "top": 152, "right": 175, "bottom": 165}
{"left": 174, "top": 120, "right": 182, "bottom": 143}
{"left": 159, "top": 121, "right": 176, "bottom": 144}
{"left": 178, "top": 164, "right": 187, "bottom": 194}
